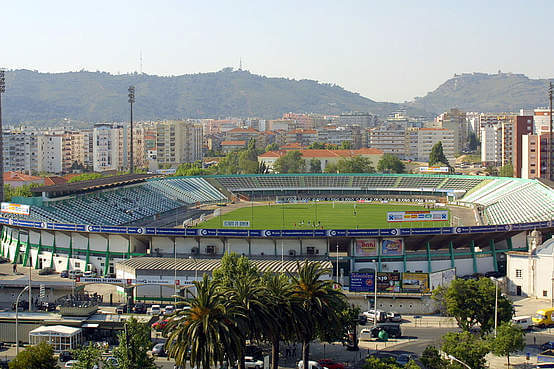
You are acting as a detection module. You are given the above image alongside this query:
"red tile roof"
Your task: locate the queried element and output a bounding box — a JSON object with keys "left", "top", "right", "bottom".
{"left": 227, "top": 127, "right": 260, "bottom": 133}
{"left": 221, "top": 140, "right": 247, "bottom": 146}
{"left": 3, "top": 171, "right": 43, "bottom": 182}
{"left": 43, "top": 176, "right": 68, "bottom": 186}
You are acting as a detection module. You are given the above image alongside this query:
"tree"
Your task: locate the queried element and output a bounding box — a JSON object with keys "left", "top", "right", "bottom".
{"left": 468, "top": 132, "right": 480, "bottom": 151}
{"left": 377, "top": 154, "right": 405, "bottom": 173}
{"left": 489, "top": 322, "right": 525, "bottom": 367}
{"left": 442, "top": 331, "right": 489, "bottom": 369}
{"left": 110, "top": 317, "right": 157, "bottom": 369}
{"left": 363, "top": 356, "right": 419, "bottom": 369}
{"left": 265, "top": 143, "right": 279, "bottom": 152}
{"left": 9, "top": 341, "right": 59, "bottom": 369}
{"left": 290, "top": 261, "right": 347, "bottom": 369}
{"left": 335, "top": 156, "right": 374, "bottom": 173}
{"left": 217, "top": 152, "right": 240, "bottom": 175}
{"left": 68, "top": 173, "right": 104, "bottom": 183}
{"left": 262, "top": 273, "right": 297, "bottom": 369}
{"left": 435, "top": 278, "right": 513, "bottom": 334}
{"left": 72, "top": 343, "right": 103, "bottom": 369}
{"left": 340, "top": 141, "right": 352, "bottom": 149}
{"left": 273, "top": 151, "right": 305, "bottom": 173}
{"left": 212, "top": 253, "right": 260, "bottom": 288}
{"left": 420, "top": 346, "right": 448, "bottom": 369}
{"left": 485, "top": 165, "right": 498, "bottom": 176}
{"left": 309, "top": 159, "right": 322, "bottom": 173}
{"left": 499, "top": 163, "right": 514, "bottom": 177}
{"left": 429, "top": 141, "right": 450, "bottom": 167}
{"left": 165, "top": 274, "right": 242, "bottom": 369}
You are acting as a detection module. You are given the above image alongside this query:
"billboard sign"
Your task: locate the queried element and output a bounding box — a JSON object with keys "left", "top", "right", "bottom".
{"left": 349, "top": 272, "right": 375, "bottom": 292}
{"left": 223, "top": 220, "right": 250, "bottom": 227}
{"left": 355, "top": 238, "right": 378, "bottom": 256}
{"left": 377, "top": 272, "right": 402, "bottom": 292}
{"left": 419, "top": 166, "right": 450, "bottom": 173}
{"left": 429, "top": 268, "right": 456, "bottom": 291}
{"left": 387, "top": 210, "right": 448, "bottom": 222}
{"left": 1, "top": 202, "right": 30, "bottom": 215}
{"left": 402, "top": 272, "right": 429, "bottom": 293}
{"left": 381, "top": 238, "right": 403, "bottom": 256}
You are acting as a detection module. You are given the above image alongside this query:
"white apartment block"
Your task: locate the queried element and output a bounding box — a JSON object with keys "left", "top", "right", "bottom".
{"left": 416, "top": 128, "right": 455, "bottom": 163}
{"left": 2, "top": 129, "right": 40, "bottom": 174}
{"left": 155, "top": 120, "right": 203, "bottom": 165}
{"left": 480, "top": 123, "right": 500, "bottom": 164}
{"left": 369, "top": 128, "right": 407, "bottom": 159}
{"left": 93, "top": 123, "right": 123, "bottom": 172}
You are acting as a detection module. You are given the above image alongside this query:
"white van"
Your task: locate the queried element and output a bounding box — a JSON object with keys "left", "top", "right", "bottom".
{"left": 297, "top": 361, "right": 322, "bottom": 369}
{"left": 147, "top": 305, "right": 161, "bottom": 315}
{"left": 512, "top": 316, "right": 532, "bottom": 330}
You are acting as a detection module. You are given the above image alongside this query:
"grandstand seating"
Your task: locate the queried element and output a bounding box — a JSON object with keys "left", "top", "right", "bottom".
{"left": 461, "top": 178, "right": 554, "bottom": 225}
{"left": 8, "top": 178, "right": 226, "bottom": 226}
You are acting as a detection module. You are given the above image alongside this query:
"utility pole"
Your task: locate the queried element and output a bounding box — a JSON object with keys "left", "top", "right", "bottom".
{"left": 0, "top": 69, "right": 5, "bottom": 202}
{"left": 128, "top": 86, "right": 135, "bottom": 174}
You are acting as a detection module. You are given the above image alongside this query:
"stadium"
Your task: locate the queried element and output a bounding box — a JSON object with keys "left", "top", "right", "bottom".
{"left": 0, "top": 173, "right": 552, "bottom": 305}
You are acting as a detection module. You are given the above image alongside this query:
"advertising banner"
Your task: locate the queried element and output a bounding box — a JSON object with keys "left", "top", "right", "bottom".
{"left": 429, "top": 268, "right": 456, "bottom": 290}
{"left": 387, "top": 210, "right": 448, "bottom": 222}
{"left": 1, "top": 202, "right": 30, "bottom": 215}
{"left": 223, "top": 220, "right": 250, "bottom": 227}
{"left": 355, "top": 238, "right": 378, "bottom": 256}
{"left": 419, "top": 166, "right": 450, "bottom": 173}
{"left": 381, "top": 238, "right": 404, "bottom": 256}
{"left": 349, "top": 272, "right": 375, "bottom": 292}
{"left": 402, "top": 272, "right": 429, "bottom": 293}
{"left": 377, "top": 272, "right": 402, "bottom": 292}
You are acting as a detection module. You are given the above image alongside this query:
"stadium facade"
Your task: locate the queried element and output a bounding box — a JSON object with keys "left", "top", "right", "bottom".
{"left": 0, "top": 174, "right": 552, "bottom": 291}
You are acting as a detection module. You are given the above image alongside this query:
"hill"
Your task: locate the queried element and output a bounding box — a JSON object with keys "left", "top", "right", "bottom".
{"left": 1, "top": 68, "right": 419, "bottom": 125}
{"left": 409, "top": 72, "right": 554, "bottom": 114}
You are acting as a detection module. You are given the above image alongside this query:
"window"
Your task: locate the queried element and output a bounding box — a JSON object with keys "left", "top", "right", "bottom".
{"left": 515, "top": 269, "right": 522, "bottom": 278}
{"left": 544, "top": 291, "right": 548, "bottom": 297}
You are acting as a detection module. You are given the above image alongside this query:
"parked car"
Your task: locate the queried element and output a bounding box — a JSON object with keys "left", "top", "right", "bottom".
{"left": 59, "top": 351, "right": 73, "bottom": 362}
{"left": 148, "top": 304, "right": 161, "bottom": 315}
{"left": 512, "top": 316, "right": 533, "bottom": 330}
{"left": 244, "top": 345, "right": 263, "bottom": 360}
{"left": 38, "top": 302, "right": 56, "bottom": 312}
{"left": 541, "top": 342, "right": 554, "bottom": 351}
{"left": 152, "top": 319, "right": 169, "bottom": 330}
{"left": 298, "top": 361, "right": 323, "bottom": 369}
{"left": 105, "top": 356, "right": 118, "bottom": 367}
{"left": 68, "top": 270, "right": 83, "bottom": 279}
{"left": 484, "top": 271, "right": 505, "bottom": 278}
{"left": 386, "top": 312, "right": 402, "bottom": 322}
{"left": 163, "top": 305, "right": 175, "bottom": 315}
{"left": 132, "top": 302, "right": 147, "bottom": 314}
{"left": 244, "top": 356, "right": 264, "bottom": 369}
{"left": 318, "top": 359, "right": 345, "bottom": 369}
{"left": 116, "top": 304, "right": 128, "bottom": 314}
{"left": 363, "top": 309, "right": 387, "bottom": 323}
{"left": 38, "top": 267, "right": 55, "bottom": 275}
{"left": 60, "top": 270, "right": 69, "bottom": 278}
{"left": 83, "top": 270, "right": 97, "bottom": 278}
{"left": 395, "top": 353, "right": 417, "bottom": 366}
{"left": 64, "top": 360, "right": 78, "bottom": 368}
{"left": 152, "top": 343, "right": 166, "bottom": 356}
{"left": 358, "top": 315, "right": 367, "bottom": 325}
{"left": 370, "top": 324, "right": 402, "bottom": 338}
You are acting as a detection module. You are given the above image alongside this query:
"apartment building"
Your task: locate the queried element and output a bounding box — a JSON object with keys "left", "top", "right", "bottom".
{"left": 416, "top": 128, "right": 455, "bottom": 163}
{"left": 155, "top": 120, "right": 203, "bottom": 165}
{"left": 534, "top": 109, "right": 552, "bottom": 135}
{"left": 38, "top": 130, "right": 84, "bottom": 174}
{"left": 435, "top": 109, "right": 468, "bottom": 154}
{"left": 2, "top": 128, "right": 40, "bottom": 174}
{"left": 369, "top": 127, "right": 407, "bottom": 159}
{"left": 339, "top": 112, "right": 378, "bottom": 128}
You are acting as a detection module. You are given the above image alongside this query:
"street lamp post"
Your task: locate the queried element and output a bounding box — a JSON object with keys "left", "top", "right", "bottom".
{"left": 491, "top": 276, "right": 503, "bottom": 337}
{"left": 16, "top": 285, "right": 30, "bottom": 355}
{"left": 447, "top": 354, "right": 471, "bottom": 369}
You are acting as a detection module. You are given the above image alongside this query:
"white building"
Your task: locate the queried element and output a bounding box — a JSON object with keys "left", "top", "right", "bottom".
{"left": 369, "top": 128, "right": 407, "bottom": 159}
{"left": 155, "top": 120, "right": 203, "bottom": 165}
{"left": 2, "top": 129, "right": 40, "bottom": 174}
{"left": 416, "top": 128, "right": 455, "bottom": 163}
{"left": 93, "top": 123, "right": 123, "bottom": 172}
{"left": 506, "top": 230, "right": 552, "bottom": 298}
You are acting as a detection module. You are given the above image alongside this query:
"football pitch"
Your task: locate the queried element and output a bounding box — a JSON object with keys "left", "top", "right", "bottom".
{"left": 196, "top": 202, "right": 450, "bottom": 229}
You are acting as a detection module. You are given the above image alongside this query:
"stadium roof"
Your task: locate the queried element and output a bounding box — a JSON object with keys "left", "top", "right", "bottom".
{"left": 31, "top": 173, "right": 160, "bottom": 197}
{"left": 117, "top": 256, "right": 332, "bottom": 274}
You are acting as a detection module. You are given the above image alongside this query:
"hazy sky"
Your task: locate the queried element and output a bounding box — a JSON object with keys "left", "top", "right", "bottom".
{"left": 3, "top": 0, "right": 554, "bottom": 102}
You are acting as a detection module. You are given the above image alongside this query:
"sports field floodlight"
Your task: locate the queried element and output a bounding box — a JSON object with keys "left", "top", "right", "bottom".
{"left": 0, "top": 69, "right": 5, "bottom": 202}
{"left": 128, "top": 85, "right": 135, "bottom": 174}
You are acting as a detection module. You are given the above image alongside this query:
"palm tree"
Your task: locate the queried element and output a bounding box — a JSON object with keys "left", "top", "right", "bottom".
{"left": 224, "top": 273, "right": 273, "bottom": 369}
{"left": 290, "top": 261, "right": 347, "bottom": 369}
{"left": 165, "top": 274, "right": 243, "bottom": 369}
{"left": 262, "top": 273, "right": 300, "bottom": 369}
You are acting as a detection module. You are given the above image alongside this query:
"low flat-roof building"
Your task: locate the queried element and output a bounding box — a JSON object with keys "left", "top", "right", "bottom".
{"left": 29, "top": 325, "right": 83, "bottom": 352}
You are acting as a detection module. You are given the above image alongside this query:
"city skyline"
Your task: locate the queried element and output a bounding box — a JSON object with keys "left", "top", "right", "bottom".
{"left": 3, "top": 0, "right": 554, "bottom": 103}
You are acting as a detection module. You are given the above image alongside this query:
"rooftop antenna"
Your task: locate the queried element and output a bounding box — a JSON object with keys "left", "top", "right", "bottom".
{"left": 140, "top": 51, "right": 143, "bottom": 74}
{"left": 239, "top": 58, "right": 242, "bottom": 71}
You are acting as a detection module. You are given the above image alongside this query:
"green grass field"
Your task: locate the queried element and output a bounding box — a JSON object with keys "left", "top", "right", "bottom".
{"left": 196, "top": 202, "right": 450, "bottom": 229}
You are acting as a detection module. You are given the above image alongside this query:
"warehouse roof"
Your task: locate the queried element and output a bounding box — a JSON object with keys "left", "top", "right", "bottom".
{"left": 116, "top": 257, "right": 332, "bottom": 274}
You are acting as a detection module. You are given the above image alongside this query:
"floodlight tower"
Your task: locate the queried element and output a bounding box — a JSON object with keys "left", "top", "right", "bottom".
{"left": 128, "top": 86, "right": 135, "bottom": 174}
{"left": 549, "top": 82, "right": 553, "bottom": 181}
{"left": 0, "top": 70, "right": 5, "bottom": 202}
